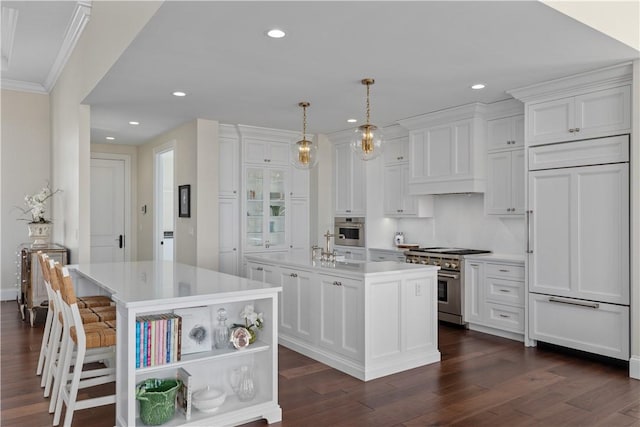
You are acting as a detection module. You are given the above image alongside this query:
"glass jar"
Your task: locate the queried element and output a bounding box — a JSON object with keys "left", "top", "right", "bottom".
{"left": 230, "top": 365, "right": 256, "bottom": 402}
{"left": 213, "top": 308, "right": 230, "bottom": 350}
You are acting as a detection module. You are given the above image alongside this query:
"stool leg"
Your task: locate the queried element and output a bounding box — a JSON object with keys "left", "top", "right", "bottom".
{"left": 36, "top": 306, "right": 53, "bottom": 376}
{"left": 56, "top": 343, "right": 84, "bottom": 427}
{"left": 43, "top": 320, "right": 62, "bottom": 393}
{"left": 49, "top": 326, "right": 71, "bottom": 413}
{"left": 53, "top": 337, "right": 76, "bottom": 426}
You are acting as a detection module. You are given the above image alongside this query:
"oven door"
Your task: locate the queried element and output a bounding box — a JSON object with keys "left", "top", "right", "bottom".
{"left": 334, "top": 223, "right": 364, "bottom": 247}
{"left": 437, "top": 271, "right": 463, "bottom": 324}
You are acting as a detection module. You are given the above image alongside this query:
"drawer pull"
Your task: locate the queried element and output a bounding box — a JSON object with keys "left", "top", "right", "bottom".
{"left": 499, "top": 269, "right": 509, "bottom": 272}
{"left": 548, "top": 296, "right": 599, "bottom": 309}
{"left": 499, "top": 289, "right": 511, "bottom": 293}
{"left": 499, "top": 314, "right": 510, "bottom": 318}
{"left": 256, "top": 267, "right": 264, "bottom": 271}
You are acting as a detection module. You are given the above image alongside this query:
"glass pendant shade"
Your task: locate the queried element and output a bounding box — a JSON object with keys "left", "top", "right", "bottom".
{"left": 291, "top": 137, "right": 318, "bottom": 169}
{"left": 351, "top": 78, "right": 384, "bottom": 161}
{"left": 291, "top": 101, "right": 318, "bottom": 169}
{"left": 350, "top": 124, "right": 384, "bottom": 161}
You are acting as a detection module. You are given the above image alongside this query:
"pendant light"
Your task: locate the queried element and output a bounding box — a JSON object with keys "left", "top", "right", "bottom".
{"left": 350, "top": 78, "right": 384, "bottom": 160}
{"left": 291, "top": 101, "right": 318, "bottom": 169}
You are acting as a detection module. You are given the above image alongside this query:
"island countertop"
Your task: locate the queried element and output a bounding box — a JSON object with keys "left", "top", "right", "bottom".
{"left": 69, "top": 261, "right": 281, "bottom": 308}
{"left": 244, "top": 252, "right": 438, "bottom": 279}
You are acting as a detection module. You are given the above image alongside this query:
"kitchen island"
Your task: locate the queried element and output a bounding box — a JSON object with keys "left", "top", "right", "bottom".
{"left": 244, "top": 253, "right": 440, "bottom": 381}
{"left": 69, "top": 261, "right": 282, "bottom": 427}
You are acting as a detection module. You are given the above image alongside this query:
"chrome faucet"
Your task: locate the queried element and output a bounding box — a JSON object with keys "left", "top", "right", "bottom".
{"left": 318, "top": 230, "right": 345, "bottom": 262}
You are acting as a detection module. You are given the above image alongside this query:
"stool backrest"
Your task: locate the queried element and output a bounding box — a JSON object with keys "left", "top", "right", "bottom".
{"left": 54, "top": 264, "right": 77, "bottom": 306}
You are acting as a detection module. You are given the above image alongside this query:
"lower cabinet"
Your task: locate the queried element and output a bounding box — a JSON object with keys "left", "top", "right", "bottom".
{"left": 464, "top": 257, "right": 525, "bottom": 339}
{"left": 245, "top": 256, "right": 440, "bottom": 381}
{"left": 528, "top": 293, "right": 629, "bottom": 360}
{"left": 278, "top": 267, "right": 314, "bottom": 344}
{"left": 318, "top": 274, "right": 364, "bottom": 360}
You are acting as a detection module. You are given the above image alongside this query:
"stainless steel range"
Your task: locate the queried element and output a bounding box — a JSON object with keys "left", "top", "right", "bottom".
{"left": 404, "top": 247, "right": 491, "bottom": 325}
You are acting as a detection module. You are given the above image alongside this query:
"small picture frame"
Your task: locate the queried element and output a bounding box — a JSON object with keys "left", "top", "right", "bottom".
{"left": 179, "top": 185, "right": 191, "bottom": 218}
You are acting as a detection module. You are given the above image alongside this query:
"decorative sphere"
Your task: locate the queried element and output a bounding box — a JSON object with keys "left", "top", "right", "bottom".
{"left": 350, "top": 124, "right": 384, "bottom": 160}
{"left": 290, "top": 139, "right": 318, "bottom": 169}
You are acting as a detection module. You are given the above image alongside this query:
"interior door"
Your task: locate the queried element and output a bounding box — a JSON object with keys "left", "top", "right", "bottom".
{"left": 90, "top": 158, "right": 125, "bottom": 262}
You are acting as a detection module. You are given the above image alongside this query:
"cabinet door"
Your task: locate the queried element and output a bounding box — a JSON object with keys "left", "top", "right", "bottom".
{"left": 279, "top": 269, "right": 298, "bottom": 336}
{"left": 245, "top": 168, "right": 265, "bottom": 249}
{"left": 266, "top": 168, "right": 288, "bottom": 250}
{"left": 289, "top": 199, "right": 309, "bottom": 255}
{"left": 486, "top": 152, "right": 512, "bottom": 215}
{"left": 487, "top": 117, "right": 513, "bottom": 151}
{"left": 527, "top": 97, "right": 574, "bottom": 144}
{"left": 219, "top": 198, "right": 239, "bottom": 275}
{"left": 383, "top": 165, "right": 403, "bottom": 216}
{"left": 464, "top": 261, "right": 484, "bottom": 323}
{"left": 350, "top": 152, "right": 366, "bottom": 215}
{"left": 574, "top": 86, "right": 631, "bottom": 138}
{"left": 268, "top": 142, "right": 290, "bottom": 165}
{"left": 246, "top": 262, "right": 266, "bottom": 281}
{"left": 510, "top": 150, "right": 525, "bottom": 214}
{"left": 512, "top": 115, "right": 525, "bottom": 148}
{"left": 319, "top": 276, "right": 339, "bottom": 350}
{"left": 334, "top": 143, "right": 352, "bottom": 215}
{"left": 218, "top": 135, "right": 239, "bottom": 198}
{"left": 290, "top": 167, "right": 309, "bottom": 199}
{"left": 243, "top": 139, "right": 269, "bottom": 164}
{"left": 528, "top": 163, "right": 629, "bottom": 304}
{"left": 383, "top": 137, "right": 409, "bottom": 165}
{"left": 335, "top": 277, "right": 363, "bottom": 359}
{"left": 425, "top": 125, "right": 452, "bottom": 179}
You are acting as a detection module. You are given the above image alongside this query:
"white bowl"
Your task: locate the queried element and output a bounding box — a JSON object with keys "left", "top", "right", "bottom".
{"left": 192, "top": 387, "right": 226, "bottom": 412}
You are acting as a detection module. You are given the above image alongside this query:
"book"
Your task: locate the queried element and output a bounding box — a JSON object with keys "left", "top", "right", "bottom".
{"left": 173, "top": 307, "right": 212, "bottom": 355}
{"left": 176, "top": 367, "right": 193, "bottom": 421}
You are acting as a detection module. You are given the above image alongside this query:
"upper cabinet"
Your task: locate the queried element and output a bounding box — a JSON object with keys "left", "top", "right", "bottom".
{"left": 527, "top": 86, "right": 630, "bottom": 145}
{"left": 487, "top": 115, "right": 524, "bottom": 151}
{"left": 508, "top": 63, "right": 632, "bottom": 147}
{"left": 218, "top": 124, "right": 240, "bottom": 198}
{"left": 332, "top": 132, "right": 366, "bottom": 216}
{"left": 239, "top": 125, "right": 293, "bottom": 166}
{"left": 398, "top": 103, "right": 487, "bottom": 195}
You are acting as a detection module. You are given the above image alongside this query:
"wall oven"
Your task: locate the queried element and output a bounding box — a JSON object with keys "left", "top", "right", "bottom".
{"left": 334, "top": 217, "right": 365, "bottom": 247}
{"left": 405, "top": 247, "right": 491, "bottom": 325}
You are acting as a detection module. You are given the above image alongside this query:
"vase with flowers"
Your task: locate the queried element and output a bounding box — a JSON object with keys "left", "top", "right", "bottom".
{"left": 232, "top": 305, "right": 264, "bottom": 345}
{"left": 16, "top": 182, "right": 61, "bottom": 246}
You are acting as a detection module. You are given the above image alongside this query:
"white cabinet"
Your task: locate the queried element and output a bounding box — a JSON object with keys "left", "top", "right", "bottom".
{"left": 288, "top": 199, "right": 310, "bottom": 258}
{"left": 399, "top": 103, "right": 487, "bottom": 195}
{"left": 529, "top": 294, "right": 629, "bottom": 360}
{"left": 244, "top": 167, "right": 289, "bottom": 252}
{"left": 383, "top": 164, "right": 434, "bottom": 217}
{"left": 219, "top": 198, "right": 239, "bottom": 275}
{"left": 278, "top": 267, "right": 314, "bottom": 343}
{"left": 527, "top": 86, "right": 631, "bottom": 145}
{"left": 368, "top": 249, "right": 406, "bottom": 263}
{"left": 528, "top": 162, "right": 629, "bottom": 305}
{"left": 383, "top": 136, "right": 410, "bottom": 165}
{"left": 243, "top": 139, "right": 289, "bottom": 166}
{"left": 218, "top": 124, "right": 240, "bottom": 198}
{"left": 246, "top": 261, "right": 280, "bottom": 284}
{"left": 333, "top": 246, "right": 366, "bottom": 261}
{"left": 464, "top": 258, "right": 525, "bottom": 338}
{"left": 289, "top": 166, "right": 309, "bottom": 199}
{"left": 487, "top": 115, "right": 524, "bottom": 150}
{"left": 334, "top": 141, "right": 366, "bottom": 216}
{"left": 318, "top": 274, "right": 364, "bottom": 360}
{"left": 486, "top": 150, "right": 524, "bottom": 215}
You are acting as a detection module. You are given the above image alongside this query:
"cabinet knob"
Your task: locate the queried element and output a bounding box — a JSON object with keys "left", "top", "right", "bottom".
{"left": 256, "top": 267, "right": 264, "bottom": 271}
{"left": 568, "top": 128, "right": 575, "bottom": 133}
{"left": 575, "top": 127, "right": 580, "bottom": 132}
{"left": 233, "top": 248, "right": 237, "bottom": 251}
{"left": 233, "top": 190, "right": 237, "bottom": 194}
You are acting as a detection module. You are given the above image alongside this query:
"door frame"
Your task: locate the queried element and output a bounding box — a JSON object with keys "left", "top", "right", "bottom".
{"left": 90, "top": 152, "right": 133, "bottom": 261}
{"left": 153, "top": 141, "right": 176, "bottom": 261}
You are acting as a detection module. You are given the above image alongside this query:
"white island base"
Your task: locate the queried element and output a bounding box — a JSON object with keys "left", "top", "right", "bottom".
{"left": 245, "top": 254, "right": 441, "bottom": 381}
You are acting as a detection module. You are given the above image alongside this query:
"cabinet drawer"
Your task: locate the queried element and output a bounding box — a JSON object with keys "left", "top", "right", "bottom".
{"left": 529, "top": 293, "right": 629, "bottom": 360}
{"left": 484, "top": 303, "right": 524, "bottom": 333}
{"left": 485, "top": 278, "right": 524, "bottom": 306}
{"left": 485, "top": 263, "right": 524, "bottom": 280}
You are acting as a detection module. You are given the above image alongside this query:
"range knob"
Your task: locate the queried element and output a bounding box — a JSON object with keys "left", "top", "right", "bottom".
{"left": 433, "top": 260, "right": 441, "bottom": 266}
{"left": 450, "top": 262, "right": 458, "bottom": 269}
{"left": 420, "top": 259, "right": 429, "bottom": 265}
{"left": 444, "top": 262, "right": 451, "bottom": 268}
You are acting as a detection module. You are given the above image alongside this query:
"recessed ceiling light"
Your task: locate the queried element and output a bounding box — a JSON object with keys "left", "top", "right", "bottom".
{"left": 106, "top": 136, "right": 115, "bottom": 141}
{"left": 471, "top": 83, "right": 486, "bottom": 90}
{"left": 266, "top": 28, "right": 286, "bottom": 39}
{"left": 172, "top": 91, "right": 187, "bottom": 97}
{"left": 129, "top": 121, "right": 140, "bottom": 125}
{"left": 347, "top": 119, "right": 357, "bottom": 123}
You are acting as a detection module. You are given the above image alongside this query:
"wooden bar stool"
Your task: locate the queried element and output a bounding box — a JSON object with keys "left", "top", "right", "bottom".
{"left": 52, "top": 264, "right": 116, "bottom": 427}
{"left": 35, "top": 253, "right": 57, "bottom": 379}
{"left": 42, "top": 259, "right": 115, "bottom": 408}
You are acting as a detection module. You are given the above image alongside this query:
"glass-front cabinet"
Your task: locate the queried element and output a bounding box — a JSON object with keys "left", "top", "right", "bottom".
{"left": 244, "top": 167, "right": 289, "bottom": 252}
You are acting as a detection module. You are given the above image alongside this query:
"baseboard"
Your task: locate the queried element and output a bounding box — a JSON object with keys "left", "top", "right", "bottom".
{"left": 0, "top": 288, "right": 18, "bottom": 302}
{"left": 630, "top": 355, "right": 640, "bottom": 379}
{"left": 468, "top": 323, "right": 524, "bottom": 342}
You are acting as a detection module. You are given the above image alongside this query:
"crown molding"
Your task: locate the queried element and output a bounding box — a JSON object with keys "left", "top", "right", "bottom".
{"left": 0, "top": 78, "right": 47, "bottom": 94}
{"left": 507, "top": 62, "right": 633, "bottom": 103}
{"left": 236, "top": 124, "right": 299, "bottom": 143}
{"left": 484, "top": 98, "right": 524, "bottom": 121}
{"left": 382, "top": 124, "right": 409, "bottom": 140}
{"left": 1, "top": 6, "right": 19, "bottom": 71}
{"left": 219, "top": 123, "right": 240, "bottom": 140}
{"left": 397, "top": 102, "right": 487, "bottom": 131}
{"left": 42, "top": 1, "right": 92, "bottom": 92}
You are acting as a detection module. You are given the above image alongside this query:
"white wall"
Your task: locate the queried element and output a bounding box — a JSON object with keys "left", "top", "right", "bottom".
{"left": 50, "top": 1, "right": 162, "bottom": 264}
{"left": 195, "top": 119, "right": 219, "bottom": 270}
{"left": 0, "top": 90, "right": 51, "bottom": 299}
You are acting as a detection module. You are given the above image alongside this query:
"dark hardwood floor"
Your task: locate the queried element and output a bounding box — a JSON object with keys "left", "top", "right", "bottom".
{"left": 2, "top": 300, "right": 638, "bottom": 426}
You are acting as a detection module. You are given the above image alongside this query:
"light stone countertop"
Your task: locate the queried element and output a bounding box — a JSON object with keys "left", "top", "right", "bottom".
{"left": 245, "top": 252, "right": 438, "bottom": 279}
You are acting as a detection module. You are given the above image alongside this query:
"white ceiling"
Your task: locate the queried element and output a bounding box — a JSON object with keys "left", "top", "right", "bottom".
{"left": 3, "top": 1, "right": 639, "bottom": 145}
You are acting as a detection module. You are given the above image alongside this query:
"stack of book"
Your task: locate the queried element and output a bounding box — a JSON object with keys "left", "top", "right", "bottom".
{"left": 135, "top": 313, "right": 182, "bottom": 368}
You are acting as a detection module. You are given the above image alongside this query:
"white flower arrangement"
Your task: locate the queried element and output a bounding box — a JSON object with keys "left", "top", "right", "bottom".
{"left": 17, "top": 182, "right": 61, "bottom": 223}
{"left": 233, "top": 305, "right": 264, "bottom": 345}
